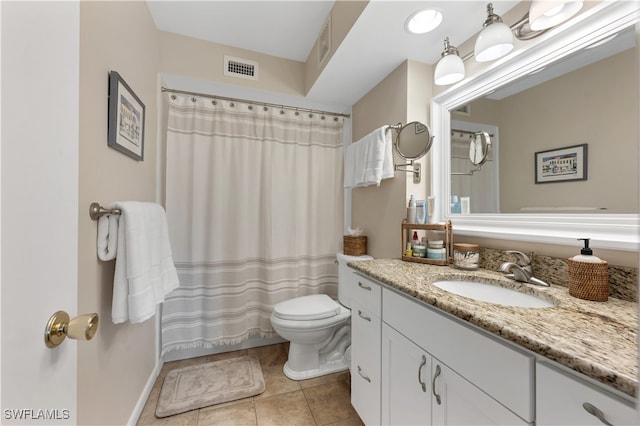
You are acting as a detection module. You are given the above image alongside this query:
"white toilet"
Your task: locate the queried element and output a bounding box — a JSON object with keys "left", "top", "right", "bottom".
{"left": 270, "top": 252, "right": 373, "bottom": 380}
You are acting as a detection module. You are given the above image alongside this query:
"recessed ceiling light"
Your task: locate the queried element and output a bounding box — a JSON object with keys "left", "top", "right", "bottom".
{"left": 405, "top": 9, "right": 443, "bottom": 34}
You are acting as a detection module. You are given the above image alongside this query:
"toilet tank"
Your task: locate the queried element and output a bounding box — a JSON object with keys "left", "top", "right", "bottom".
{"left": 336, "top": 252, "right": 373, "bottom": 309}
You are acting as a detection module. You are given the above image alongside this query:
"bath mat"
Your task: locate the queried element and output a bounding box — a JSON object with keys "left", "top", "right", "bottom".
{"left": 155, "top": 356, "right": 265, "bottom": 417}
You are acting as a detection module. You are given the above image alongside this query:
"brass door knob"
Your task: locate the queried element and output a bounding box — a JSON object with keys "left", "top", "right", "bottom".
{"left": 45, "top": 311, "right": 99, "bottom": 348}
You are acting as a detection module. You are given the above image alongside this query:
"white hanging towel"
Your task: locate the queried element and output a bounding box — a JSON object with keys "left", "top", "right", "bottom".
{"left": 97, "top": 213, "right": 118, "bottom": 261}
{"left": 101, "top": 201, "right": 180, "bottom": 324}
{"left": 344, "top": 126, "right": 394, "bottom": 189}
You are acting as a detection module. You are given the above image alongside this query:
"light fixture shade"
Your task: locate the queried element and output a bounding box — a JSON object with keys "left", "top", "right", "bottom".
{"left": 529, "top": 0, "right": 583, "bottom": 31}
{"left": 474, "top": 20, "right": 514, "bottom": 62}
{"left": 435, "top": 54, "right": 465, "bottom": 86}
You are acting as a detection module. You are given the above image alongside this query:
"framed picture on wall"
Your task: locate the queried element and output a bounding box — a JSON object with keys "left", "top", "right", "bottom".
{"left": 108, "top": 71, "right": 145, "bottom": 161}
{"left": 535, "top": 143, "right": 587, "bottom": 184}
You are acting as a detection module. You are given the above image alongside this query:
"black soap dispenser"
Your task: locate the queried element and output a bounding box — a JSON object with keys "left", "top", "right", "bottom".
{"left": 568, "top": 238, "right": 609, "bottom": 301}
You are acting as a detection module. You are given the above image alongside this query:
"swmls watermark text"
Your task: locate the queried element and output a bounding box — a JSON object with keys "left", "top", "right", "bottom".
{"left": 4, "top": 408, "right": 71, "bottom": 421}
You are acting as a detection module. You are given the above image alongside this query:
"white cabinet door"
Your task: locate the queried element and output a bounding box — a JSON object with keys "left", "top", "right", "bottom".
{"left": 537, "top": 362, "right": 638, "bottom": 426}
{"left": 381, "top": 324, "right": 431, "bottom": 426}
{"left": 351, "top": 300, "right": 381, "bottom": 425}
{"left": 431, "top": 360, "right": 528, "bottom": 426}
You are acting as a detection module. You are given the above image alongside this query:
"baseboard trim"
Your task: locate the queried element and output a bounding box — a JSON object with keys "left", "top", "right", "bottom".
{"left": 127, "top": 356, "right": 162, "bottom": 426}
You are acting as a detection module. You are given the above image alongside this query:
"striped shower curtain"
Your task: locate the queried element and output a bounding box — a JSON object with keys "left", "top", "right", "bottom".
{"left": 161, "top": 94, "right": 345, "bottom": 354}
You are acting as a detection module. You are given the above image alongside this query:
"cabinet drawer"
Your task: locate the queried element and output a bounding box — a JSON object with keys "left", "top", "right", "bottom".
{"left": 383, "top": 288, "right": 534, "bottom": 422}
{"left": 351, "top": 301, "right": 381, "bottom": 425}
{"left": 349, "top": 272, "right": 381, "bottom": 317}
{"left": 537, "top": 362, "right": 638, "bottom": 425}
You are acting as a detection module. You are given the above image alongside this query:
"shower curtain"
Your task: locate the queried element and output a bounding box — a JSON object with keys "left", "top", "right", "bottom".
{"left": 161, "top": 94, "right": 345, "bottom": 354}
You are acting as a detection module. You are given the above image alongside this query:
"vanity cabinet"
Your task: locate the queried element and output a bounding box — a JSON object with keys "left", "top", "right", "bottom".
{"left": 382, "top": 318, "right": 528, "bottom": 425}
{"left": 350, "top": 273, "right": 382, "bottom": 426}
{"left": 348, "top": 267, "right": 637, "bottom": 426}
{"left": 536, "top": 362, "right": 637, "bottom": 425}
{"left": 381, "top": 323, "right": 431, "bottom": 425}
{"left": 382, "top": 287, "right": 534, "bottom": 425}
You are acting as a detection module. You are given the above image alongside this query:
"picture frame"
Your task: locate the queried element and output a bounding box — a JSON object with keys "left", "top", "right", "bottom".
{"left": 535, "top": 143, "right": 587, "bottom": 184}
{"left": 108, "top": 71, "right": 145, "bottom": 161}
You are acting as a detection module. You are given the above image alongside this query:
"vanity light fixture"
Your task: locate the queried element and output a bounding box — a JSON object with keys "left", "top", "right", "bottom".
{"left": 434, "top": 1, "right": 585, "bottom": 85}
{"left": 434, "top": 38, "right": 465, "bottom": 86}
{"left": 529, "top": 0, "right": 583, "bottom": 31}
{"left": 474, "top": 3, "right": 514, "bottom": 62}
{"left": 405, "top": 8, "right": 443, "bottom": 34}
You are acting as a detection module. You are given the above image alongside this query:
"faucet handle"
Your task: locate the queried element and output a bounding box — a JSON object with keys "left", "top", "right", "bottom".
{"left": 505, "top": 250, "right": 531, "bottom": 266}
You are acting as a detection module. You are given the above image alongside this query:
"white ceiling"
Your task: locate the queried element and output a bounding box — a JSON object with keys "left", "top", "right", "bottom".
{"left": 147, "top": 0, "right": 520, "bottom": 107}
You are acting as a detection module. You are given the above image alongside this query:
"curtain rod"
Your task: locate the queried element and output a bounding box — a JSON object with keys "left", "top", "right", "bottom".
{"left": 161, "top": 87, "right": 351, "bottom": 119}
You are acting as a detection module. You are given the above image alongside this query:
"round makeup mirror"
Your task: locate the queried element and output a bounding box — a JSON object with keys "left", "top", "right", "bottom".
{"left": 468, "top": 131, "right": 491, "bottom": 166}
{"left": 394, "top": 121, "right": 434, "bottom": 160}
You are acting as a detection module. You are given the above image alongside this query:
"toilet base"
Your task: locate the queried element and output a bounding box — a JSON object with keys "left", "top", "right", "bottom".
{"left": 283, "top": 359, "right": 349, "bottom": 381}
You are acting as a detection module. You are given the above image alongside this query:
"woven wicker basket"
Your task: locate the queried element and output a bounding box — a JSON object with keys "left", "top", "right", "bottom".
{"left": 344, "top": 236, "right": 367, "bottom": 256}
{"left": 567, "top": 258, "right": 609, "bottom": 301}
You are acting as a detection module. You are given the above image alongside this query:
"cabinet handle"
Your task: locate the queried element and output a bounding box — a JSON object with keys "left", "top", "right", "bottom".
{"left": 432, "top": 364, "right": 442, "bottom": 405}
{"left": 583, "top": 403, "right": 614, "bottom": 426}
{"left": 357, "top": 365, "right": 371, "bottom": 383}
{"left": 357, "top": 310, "right": 371, "bottom": 322}
{"left": 418, "top": 355, "right": 427, "bottom": 392}
{"left": 358, "top": 281, "right": 372, "bottom": 291}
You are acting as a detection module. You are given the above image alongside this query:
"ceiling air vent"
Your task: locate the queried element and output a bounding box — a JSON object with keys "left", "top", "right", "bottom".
{"left": 317, "top": 16, "right": 331, "bottom": 67}
{"left": 224, "top": 56, "right": 258, "bottom": 80}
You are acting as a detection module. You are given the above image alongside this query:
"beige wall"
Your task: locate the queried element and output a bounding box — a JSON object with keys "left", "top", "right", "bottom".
{"left": 352, "top": 60, "right": 434, "bottom": 259}
{"left": 304, "top": 0, "right": 368, "bottom": 94}
{"left": 78, "top": 2, "right": 159, "bottom": 425}
{"left": 159, "top": 31, "right": 306, "bottom": 97}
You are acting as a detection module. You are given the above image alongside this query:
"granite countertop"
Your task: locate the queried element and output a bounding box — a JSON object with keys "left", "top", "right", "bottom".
{"left": 347, "top": 258, "right": 638, "bottom": 398}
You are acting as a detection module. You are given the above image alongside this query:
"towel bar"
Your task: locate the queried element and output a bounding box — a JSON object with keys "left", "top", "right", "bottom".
{"left": 89, "top": 202, "right": 121, "bottom": 221}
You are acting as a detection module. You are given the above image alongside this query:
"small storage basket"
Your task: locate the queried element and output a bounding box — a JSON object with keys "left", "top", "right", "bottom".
{"left": 567, "top": 258, "right": 609, "bottom": 301}
{"left": 344, "top": 236, "right": 367, "bottom": 256}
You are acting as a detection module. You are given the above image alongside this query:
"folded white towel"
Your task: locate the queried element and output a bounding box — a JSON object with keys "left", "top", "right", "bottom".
{"left": 344, "top": 126, "right": 394, "bottom": 189}
{"left": 107, "top": 201, "right": 180, "bottom": 324}
{"left": 97, "top": 214, "right": 119, "bottom": 261}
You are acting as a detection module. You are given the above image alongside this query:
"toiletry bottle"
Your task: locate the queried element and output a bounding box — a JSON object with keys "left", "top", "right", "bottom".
{"left": 426, "top": 196, "right": 436, "bottom": 224}
{"left": 571, "top": 238, "right": 602, "bottom": 262}
{"left": 405, "top": 242, "right": 412, "bottom": 257}
{"left": 407, "top": 195, "right": 416, "bottom": 224}
{"left": 568, "top": 238, "right": 609, "bottom": 302}
{"left": 412, "top": 231, "right": 419, "bottom": 248}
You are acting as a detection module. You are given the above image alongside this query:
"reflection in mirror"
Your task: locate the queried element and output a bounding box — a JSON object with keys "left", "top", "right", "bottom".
{"left": 430, "top": 3, "right": 639, "bottom": 250}
{"left": 394, "top": 121, "right": 434, "bottom": 160}
{"left": 449, "top": 26, "right": 637, "bottom": 215}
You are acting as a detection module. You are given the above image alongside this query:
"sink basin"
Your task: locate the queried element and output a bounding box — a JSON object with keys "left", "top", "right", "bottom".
{"left": 432, "top": 280, "right": 555, "bottom": 308}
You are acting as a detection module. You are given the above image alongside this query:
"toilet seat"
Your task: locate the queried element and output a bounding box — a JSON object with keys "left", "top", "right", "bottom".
{"left": 273, "top": 294, "right": 341, "bottom": 321}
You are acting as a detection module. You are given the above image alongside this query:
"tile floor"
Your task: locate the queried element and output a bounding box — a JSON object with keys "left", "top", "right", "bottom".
{"left": 137, "top": 343, "right": 365, "bottom": 426}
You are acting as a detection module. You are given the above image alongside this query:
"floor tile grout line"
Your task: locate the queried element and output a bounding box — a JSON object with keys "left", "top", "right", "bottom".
{"left": 300, "top": 387, "right": 319, "bottom": 426}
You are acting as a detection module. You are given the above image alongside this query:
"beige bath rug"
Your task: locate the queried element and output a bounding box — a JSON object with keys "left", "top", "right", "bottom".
{"left": 156, "top": 356, "right": 265, "bottom": 418}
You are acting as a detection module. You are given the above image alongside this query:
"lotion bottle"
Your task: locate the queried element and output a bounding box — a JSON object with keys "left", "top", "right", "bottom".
{"left": 572, "top": 238, "right": 602, "bottom": 262}
{"left": 568, "top": 237, "right": 609, "bottom": 301}
{"left": 407, "top": 195, "right": 416, "bottom": 224}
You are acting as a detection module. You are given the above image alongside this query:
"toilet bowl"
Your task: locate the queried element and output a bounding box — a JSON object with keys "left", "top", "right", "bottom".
{"left": 270, "top": 253, "right": 373, "bottom": 380}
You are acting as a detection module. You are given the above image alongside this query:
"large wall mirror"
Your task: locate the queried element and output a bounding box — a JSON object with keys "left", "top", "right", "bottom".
{"left": 431, "top": 2, "right": 639, "bottom": 251}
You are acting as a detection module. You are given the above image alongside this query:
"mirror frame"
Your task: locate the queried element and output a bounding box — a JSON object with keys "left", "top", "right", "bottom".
{"left": 431, "top": 2, "right": 640, "bottom": 251}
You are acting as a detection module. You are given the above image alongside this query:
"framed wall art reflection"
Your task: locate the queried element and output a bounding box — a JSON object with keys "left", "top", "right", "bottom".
{"left": 535, "top": 143, "right": 587, "bottom": 184}
{"left": 108, "top": 71, "right": 145, "bottom": 161}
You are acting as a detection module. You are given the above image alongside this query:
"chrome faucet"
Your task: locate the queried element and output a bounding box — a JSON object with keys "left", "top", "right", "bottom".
{"left": 499, "top": 251, "right": 550, "bottom": 287}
